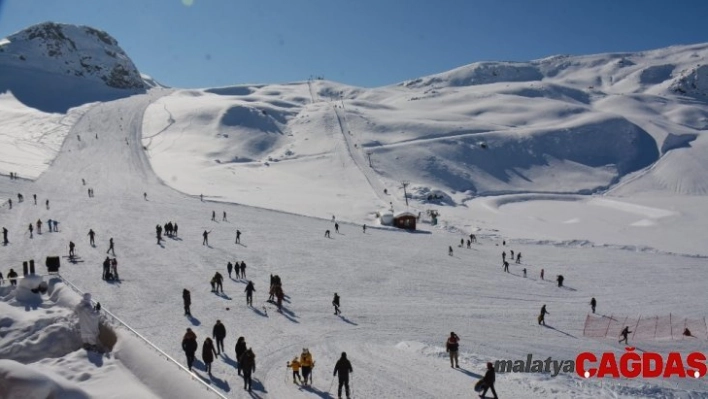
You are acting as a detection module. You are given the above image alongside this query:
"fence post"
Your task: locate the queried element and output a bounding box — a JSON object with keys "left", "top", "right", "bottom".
{"left": 670, "top": 313, "right": 673, "bottom": 340}
{"left": 605, "top": 314, "right": 613, "bottom": 337}
{"left": 632, "top": 315, "right": 641, "bottom": 340}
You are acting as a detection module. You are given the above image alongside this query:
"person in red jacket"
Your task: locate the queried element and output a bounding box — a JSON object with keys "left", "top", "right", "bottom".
{"left": 446, "top": 332, "right": 460, "bottom": 368}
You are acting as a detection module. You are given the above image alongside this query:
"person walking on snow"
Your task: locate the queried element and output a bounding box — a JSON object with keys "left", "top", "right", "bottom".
{"left": 335, "top": 222, "right": 339, "bottom": 233}
{"left": 69, "top": 241, "right": 76, "bottom": 258}
{"left": 227, "top": 262, "right": 233, "bottom": 278}
{"left": 502, "top": 251, "right": 506, "bottom": 262}
{"left": 235, "top": 229, "right": 241, "bottom": 244}
{"left": 202, "top": 230, "right": 211, "bottom": 246}
{"left": 448, "top": 246, "right": 453, "bottom": 256}
{"left": 235, "top": 337, "right": 247, "bottom": 375}
{"left": 213, "top": 272, "right": 224, "bottom": 293}
{"left": 2, "top": 227, "right": 8, "bottom": 245}
{"left": 240, "top": 348, "right": 256, "bottom": 392}
{"left": 446, "top": 332, "right": 460, "bottom": 368}
{"left": 36, "top": 219, "right": 42, "bottom": 234}
{"left": 363, "top": 224, "right": 366, "bottom": 233}
{"left": 479, "top": 362, "right": 499, "bottom": 399}
{"left": 222, "top": 211, "right": 227, "bottom": 221}
{"left": 240, "top": 261, "right": 246, "bottom": 279}
{"left": 88, "top": 229, "right": 96, "bottom": 246}
{"left": 245, "top": 281, "right": 255, "bottom": 306}
{"left": 503, "top": 261, "right": 509, "bottom": 273}
{"left": 28, "top": 223, "right": 33, "bottom": 238}
{"left": 333, "top": 352, "right": 353, "bottom": 399}
{"left": 202, "top": 337, "right": 217, "bottom": 375}
{"left": 619, "top": 326, "right": 631, "bottom": 344}
{"left": 213, "top": 320, "right": 226, "bottom": 355}
{"left": 183, "top": 289, "right": 192, "bottom": 316}
{"left": 333, "top": 293, "right": 341, "bottom": 315}
{"left": 182, "top": 328, "right": 198, "bottom": 371}
{"left": 324, "top": 229, "right": 331, "bottom": 238}
{"left": 590, "top": 297, "right": 597, "bottom": 314}
{"left": 106, "top": 238, "right": 115, "bottom": 255}
{"left": 211, "top": 211, "right": 216, "bottom": 221}
{"left": 516, "top": 252, "right": 522, "bottom": 264}
{"left": 538, "top": 304, "right": 549, "bottom": 326}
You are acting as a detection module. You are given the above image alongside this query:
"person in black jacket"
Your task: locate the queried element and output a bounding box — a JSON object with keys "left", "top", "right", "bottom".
{"left": 446, "top": 332, "right": 460, "bottom": 368}
{"left": 183, "top": 289, "right": 192, "bottom": 316}
{"left": 202, "top": 337, "right": 217, "bottom": 375}
{"left": 590, "top": 297, "right": 597, "bottom": 314}
{"left": 240, "top": 348, "right": 256, "bottom": 391}
{"left": 212, "top": 320, "right": 226, "bottom": 354}
{"left": 332, "top": 293, "right": 341, "bottom": 315}
{"left": 333, "top": 352, "right": 353, "bottom": 399}
{"left": 235, "top": 337, "right": 247, "bottom": 375}
{"left": 182, "top": 328, "right": 198, "bottom": 371}
{"left": 245, "top": 281, "right": 255, "bottom": 306}
{"left": 480, "top": 362, "right": 498, "bottom": 398}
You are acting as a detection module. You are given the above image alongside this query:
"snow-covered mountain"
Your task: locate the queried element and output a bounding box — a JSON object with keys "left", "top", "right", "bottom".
{"left": 0, "top": 22, "right": 146, "bottom": 114}
{"left": 0, "top": 22, "right": 144, "bottom": 90}
{"left": 1, "top": 23, "right": 708, "bottom": 399}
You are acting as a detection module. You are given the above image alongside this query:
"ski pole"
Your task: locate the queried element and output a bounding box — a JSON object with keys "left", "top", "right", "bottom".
{"left": 328, "top": 375, "right": 335, "bottom": 393}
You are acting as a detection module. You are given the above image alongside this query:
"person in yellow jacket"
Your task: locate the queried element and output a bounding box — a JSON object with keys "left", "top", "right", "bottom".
{"left": 287, "top": 356, "right": 303, "bottom": 384}
{"left": 300, "top": 348, "right": 315, "bottom": 385}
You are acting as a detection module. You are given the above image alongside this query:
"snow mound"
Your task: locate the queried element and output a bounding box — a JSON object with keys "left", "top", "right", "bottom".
{"left": 671, "top": 64, "right": 708, "bottom": 98}
{"left": 404, "top": 61, "right": 543, "bottom": 88}
{"left": 0, "top": 359, "right": 91, "bottom": 399}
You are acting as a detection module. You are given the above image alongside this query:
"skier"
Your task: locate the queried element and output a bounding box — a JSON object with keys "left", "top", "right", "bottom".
{"left": 235, "top": 229, "right": 241, "bottom": 244}
{"left": 211, "top": 211, "right": 216, "bottom": 221}
{"left": 288, "top": 356, "right": 303, "bottom": 384}
{"left": 222, "top": 211, "right": 227, "bottom": 221}
{"left": 448, "top": 246, "right": 453, "bottom": 256}
{"left": 213, "top": 320, "right": 226, "bottom": 355}
{"left": 540, "top": 269, "right": 544, "bottom": 280}
{"left": 156, "top": 224, "right": 162, "bottom": 244}
{"left": 69, "top": 241, "right": 76, "bottom": 258}
{"left": 619, "top": 326, "right": 631, "bottom": 344}
{"left": 325, "top": 229, "right": 331, "bottom": 238}
{"left": 523, "top": 268, "right": 527, "bottom": 277}
{"left": 28, "top": 223, "right": 33, "bottom": 238}
{"left": 182, "top": 328, "right": 198, "bottom": 371}
{"left": 363, "top": 224, "right": 366, "bottom": 233}
{"left": 2, "top": 227, "right": 7, "bottom": 245}
{"left": 300, "top": 348, "right": 314, "bottom": 386}
{"left": 538, "top": 304, "right": 549, "bottom": 326}
{"left": 516, "top": 253, "right": 522, "bottom": 264}
{"left": 235, "top": 337, "right": 247, "bottom": 375}
{"left": 33, "top": 194, "right": 36, "bottom": 205}
{"left": 106, "top": 238, "right": 115, "bottom": 255}
{"left": 202, "top": 337, "right": 217, "bottom": 375}
{"left": 202, "top": 230, "right": 211, "bottom": 246}
{"left": 240, "top": 348, "right": 256, "bottom": 391}
{"left": 557, "top": 274, "right": 564, "bottom": 287}
{"left": 245, "top": 281, "right": 255, "bottom": 306}
{"left": 45, "top": 199, "right": 49, "bottom": 210}
{"left": 333, "top": 293, "right": 341, "bottom": 315}
{"left": 502, "top": 251, "right": 506, "bottom": 262}
{"left": 503, "top": 261, "right": 509, "bottom": 273}
{"left": 479, "top": 362, "right": 499, "bottom": 399}
{"left": 200, "top": 194, "right": 203, "bottom": 202}
{"left": 333, "top": 352, "right": 353, "bottom": 399}
{"left": 240, "top": 261, "right": 246, "bottom": 279}
{"left": 47, "top": 219, "right": 53, "bottom": 233}
{"left": 227, "top": 262, "right": 233, "bottom": 278}
{"left": 446, "top": 332, "right": 460, "bottom": 368}
{"left": 590, "top": 297, "right": 597, "bottom": 314}
{"left": 335, "top": 222, "right": 339, "bottom": 233}
{"left": 183, "top": 289, "right": 192, "bottom": 316}
{"left": 88, "top": 229, "right": 96, "bottom": 246}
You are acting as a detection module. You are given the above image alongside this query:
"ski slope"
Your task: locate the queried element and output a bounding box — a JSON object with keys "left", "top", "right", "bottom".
{"left": 1, "top": 90, "right": 708, "bottom": 398}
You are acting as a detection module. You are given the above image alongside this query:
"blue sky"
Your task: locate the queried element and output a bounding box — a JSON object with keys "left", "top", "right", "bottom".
{"left": 1, "top": 0, "right": 707, "bottom": 89}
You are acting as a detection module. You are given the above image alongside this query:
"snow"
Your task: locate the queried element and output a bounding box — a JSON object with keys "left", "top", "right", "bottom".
{"left": 1, "top": 24, "right": 708, "bottom": 398}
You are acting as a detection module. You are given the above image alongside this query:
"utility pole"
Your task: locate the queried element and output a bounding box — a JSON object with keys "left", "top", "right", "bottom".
{"left": 401, "top": 181, "right": 409, "bottom": 206}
